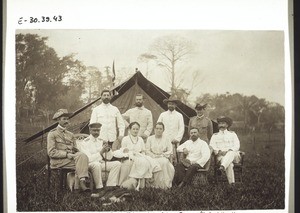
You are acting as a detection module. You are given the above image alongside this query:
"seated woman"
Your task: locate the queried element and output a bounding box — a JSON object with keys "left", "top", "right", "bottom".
{"left": 145, "top": 122, "right": 175, "bottom": 189}
{"left": 114, "top": 122, "right": 161, "bottom": 190}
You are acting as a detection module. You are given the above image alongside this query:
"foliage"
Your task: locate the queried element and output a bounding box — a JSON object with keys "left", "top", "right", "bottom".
{"left": 16, "top": 132, "right": 285, "bottom": 211}
{"left": 15, "top": 33, "right": 116, "bottom": 126}
{"left": 195, "top": 93, "right": 284, "bottom": 132}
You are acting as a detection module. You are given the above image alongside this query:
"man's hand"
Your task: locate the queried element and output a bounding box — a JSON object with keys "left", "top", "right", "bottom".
{"left": 183, "top": 148, "right": 189, "bottom": 155}
{"left": 100, "top": 144, "right": 110, "bottom": 155}
{"left": 190, "top": 160, "right": 197, "bottom": 165}
{"left": 123, "top": 148, "right": 129, "bottom": 153}
{"left": 218, "top": 150, "right": 227, "bottom": 156}
{"left": 140, "top": 133, "right": 148, "bottom": 140}
{"left": 118, "top": 136, "right": 124, "bottom": 142}
{"left": 171, "top": 139, "right": 180, "bottom": 145}
{"left": 67, "top": 153, "right": 76, "bottom": 159}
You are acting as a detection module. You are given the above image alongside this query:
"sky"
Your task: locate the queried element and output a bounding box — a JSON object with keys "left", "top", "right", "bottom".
{"left": 17, "top": 29, "right": 285, "bottom": 106}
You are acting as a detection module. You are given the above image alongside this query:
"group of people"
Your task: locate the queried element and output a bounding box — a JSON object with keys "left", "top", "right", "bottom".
{"left": 47, "top": 89, "right": 241, "bottom": 193}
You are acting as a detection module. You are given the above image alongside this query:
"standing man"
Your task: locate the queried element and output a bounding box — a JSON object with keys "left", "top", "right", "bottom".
{"left": 210, "top": 116, "right": 241, "bottom": 185}
{"left": 173, "top": 127, "right": 211, "bottom": 187}
{"left": 188, "top": 103, "right": 213, "bottom": 143}
{"left": 122, "top": 94, "right": 153, "bottom": 141}
{"left": 90, "top": 89, "right": 125, "bottom": 147}
{"left": 47, "top": 109, "right": 90, "bottom": 191}
{"left": 157, "top": 97, "right": 185, "bottom": 164}
{"left": 78, "top": 123, "right": 121, "bottom": 191}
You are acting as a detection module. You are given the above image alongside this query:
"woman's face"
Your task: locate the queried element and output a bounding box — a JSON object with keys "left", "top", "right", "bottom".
{"left": 130, "top": 124, "right": 140, "bottom": 137}
{"left": 154, "top": 124, "right": 164, "bottom": 137}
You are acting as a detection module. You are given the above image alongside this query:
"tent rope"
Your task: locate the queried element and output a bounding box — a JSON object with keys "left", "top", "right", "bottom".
{"left": 16, "top": 148, "right": 45, "bottom": 167}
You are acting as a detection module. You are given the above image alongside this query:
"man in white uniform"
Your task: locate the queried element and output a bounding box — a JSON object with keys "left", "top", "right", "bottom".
{"left": 173, "top": 127, "right": 211, "bottom": 187}
{"left": 122, "top": 94, "right": 153, "bottom": 141}
{"left": 157, "top": 97, "right": 184, "bottom": 164}
{"left": 79, "top": 123, "right": 121, "bottom": 191}
{"left": 209, "top": 116, "right": 241, "bottom": 185}
{"left": 90, "top": 89, "right": 125, "bottom": 147}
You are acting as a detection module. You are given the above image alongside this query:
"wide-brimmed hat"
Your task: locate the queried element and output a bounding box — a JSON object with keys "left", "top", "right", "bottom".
{"left": 52, "top": 109, "right": 73, "bottom": 120}
{"left": 88, "top": 122, "right": 102, "bottom": 129}
{"left": 163, "top": 97, "right": 180, "bottom": 105}
{"left": 195, "top": 103, "right": 207, "bottom": 110}
{"left": 217, "top": 116, "right": 233, "bottom": 127}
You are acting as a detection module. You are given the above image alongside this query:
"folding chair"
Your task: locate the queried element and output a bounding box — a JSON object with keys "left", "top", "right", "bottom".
{"left": 191, "top": 146, "right": 213, "bottom": 186}
{"left": 214, "top": 151, "right": 245, "bottom": 183}
{"left": 46, "top": 155, "right": 74, "bottom": 190}
{"left": 46, "top": 133, "right": 91, "bottom": 191}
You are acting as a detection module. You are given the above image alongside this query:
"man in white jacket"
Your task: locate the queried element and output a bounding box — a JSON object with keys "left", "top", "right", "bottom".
{"left": 173, "top": 127, "right": 211, "bottom": 187}
{"left": 78, "top": 123, "right": 121, "bottom": 191}
{"left": 90, "top": 90, "right": 125, "bottom": 147}
{"left": 209, "top": 116, "right": 241, "bottom": 185}
{"left": 157, "top": 97, "right": 184, "bottom": 164}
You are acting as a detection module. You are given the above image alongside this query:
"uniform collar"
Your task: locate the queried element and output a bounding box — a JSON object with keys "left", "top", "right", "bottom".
{"left": 196, "top": 114, "right": 204, "bottom": 119}
{"left": 167, "top": 110, "right": 176, "bottom": 114}
{"left": 135, "top": 106, "right": 144, "bottom": 110}
{"left": 89, "top": 135, "right": 99, "bottom": 141}
{"left": 57, "top": 125, "right": 66, "bottom": 132}
{"left": 219, "top": 129, "right": 229, "bottom": 134}
{"left": 101, "top": 103, "right": 111, "bottom": 107}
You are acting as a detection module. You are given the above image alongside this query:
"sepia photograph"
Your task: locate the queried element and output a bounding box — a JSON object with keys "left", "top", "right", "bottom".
{"left": 15, "top": 29, "right": 286, "bottom": 211}
{"left": 4, "top": 0, "right": 292, "bottom": 212}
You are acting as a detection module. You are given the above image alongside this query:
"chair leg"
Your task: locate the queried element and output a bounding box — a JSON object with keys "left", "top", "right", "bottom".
{"left": 47, "top": 169, "right": 51, "bottom": 190}
{"left": 60, "top": 170, "right": 64, "bottom": 190}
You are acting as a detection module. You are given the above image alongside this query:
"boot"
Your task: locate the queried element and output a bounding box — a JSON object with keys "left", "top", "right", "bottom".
{"left": 79, "top": 179, "right": 90, "bottom": 192}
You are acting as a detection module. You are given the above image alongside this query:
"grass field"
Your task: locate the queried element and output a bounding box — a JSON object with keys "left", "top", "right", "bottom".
{"left": 16, "top": 131, "right": 286, "bottom": 211}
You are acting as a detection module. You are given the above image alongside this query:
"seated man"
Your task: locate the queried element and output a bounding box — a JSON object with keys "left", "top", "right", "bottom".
{"left": 173, "top": 127, "right": 211, "bottom": 188}
{"left": 47, "top": 109, "right": 90, "bottom": 192}
{"left": 210, "top": 116, "right": 241, "bottom": 185}
{"left": 78, "top": 122, "right": 121, "bottom": 191}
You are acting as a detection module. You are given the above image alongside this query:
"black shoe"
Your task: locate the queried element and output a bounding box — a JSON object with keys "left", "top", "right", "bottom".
{"left": 217, "top": 165, "right": 225, "bottom": 176}
{"left": 79, "top": 180, "right": 90, "bottom": 192}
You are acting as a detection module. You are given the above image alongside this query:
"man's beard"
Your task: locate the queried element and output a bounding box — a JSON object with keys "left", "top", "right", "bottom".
{"left": 92, "top": 133, "right": 99, "bottom": 138}
{"left": 135, "top": 102, "right": 143, "bottom": 107}
{"left": 191, "top": 135, "right": 198, "bottom": 141}
{"left": 102, "top": 98, "right": 110, "bottom": 104}
{"left": 218, "top": 125, "right": 227, "bottom": 129}
{"left": 61, "top": 121, "right": 69, "bottom": 127}
{"left": 168, "top": 106, "right": 175, "bottom": 111}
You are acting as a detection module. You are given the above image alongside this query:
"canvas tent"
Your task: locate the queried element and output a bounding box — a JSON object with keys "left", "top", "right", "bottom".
{"left": 23, "top": 71, "right": 217, "bottom": 144}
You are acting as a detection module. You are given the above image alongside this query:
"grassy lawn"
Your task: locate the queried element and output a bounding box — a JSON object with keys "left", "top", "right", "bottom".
{"left": 16, "top": 131, "right": 285, "bottom": 211}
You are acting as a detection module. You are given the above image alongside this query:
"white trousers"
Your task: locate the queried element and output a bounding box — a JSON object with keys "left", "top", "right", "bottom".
{"left": 217, "top": 151, "right": 240, "bottom": 184}
{"left": 89, "top": 161, "right": 121, "bottom": 189}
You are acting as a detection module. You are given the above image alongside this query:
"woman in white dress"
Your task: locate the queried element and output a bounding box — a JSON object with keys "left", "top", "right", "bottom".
{"left": 145, "top": 122, "right": 175, "bottom": 189}
{"left": 115, "top": 122, "right": 161, "bottom": 190}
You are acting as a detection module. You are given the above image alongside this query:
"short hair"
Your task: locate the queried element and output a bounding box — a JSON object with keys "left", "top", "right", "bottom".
{"left": 128, "top": 121, "right": 140, "bottom": 129}
{"left": 101, "top": 89, "right": 111, "bottom": 96}
{"left": 155, "top": 122, "right": 165, "bottom": 130}
{"left": 189, "top": 127, "right": 199, "bottom": 132}
{"left": 136, "top": 94, "right": 144, "bottom": 98}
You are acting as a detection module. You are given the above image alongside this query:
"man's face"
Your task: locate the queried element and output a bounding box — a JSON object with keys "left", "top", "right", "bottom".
{"left": 190, "top": 129, "right": 199, "bottom": 141}
{"left": 218, "top": 121, "right": 228, "bottom": 130}
{"left": 90, "top": 128, "right": 100, "bottom": 138}
{"left": 167, "top": 102, "right": 176, "bottom": 111}
{"left": 196, "top": 109, "right": 205, "bottom": 116}
{"left": 135, "top": 95, "right": 144, "bottom": 107}
{"left": 58, "top": 116, "right": 69, "bottom": 128}
{"left": 102, "top": 92, "right": 111, "bottom": 104}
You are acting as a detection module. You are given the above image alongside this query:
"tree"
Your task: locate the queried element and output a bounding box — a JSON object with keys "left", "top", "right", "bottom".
{"left": 16, "top": 33, "right": 86, "bottom": 124}
{"left": 150, "top": 35, "right": 194, "bottom": 94}
{"left": 137, "top": 53, "right": 157, "bottom": 78}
